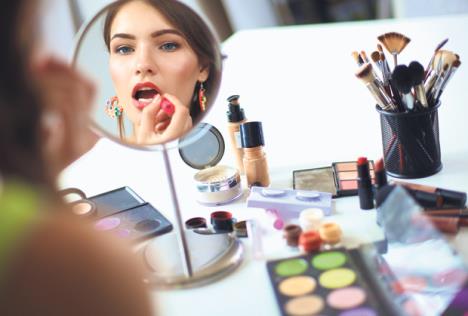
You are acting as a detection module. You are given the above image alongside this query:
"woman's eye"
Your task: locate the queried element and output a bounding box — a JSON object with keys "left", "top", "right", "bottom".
{"left": 115, "top": 46, "right": 134, "bottom": 55}
{"left": 160, "top": 42, "right": 179, "bottom": 52}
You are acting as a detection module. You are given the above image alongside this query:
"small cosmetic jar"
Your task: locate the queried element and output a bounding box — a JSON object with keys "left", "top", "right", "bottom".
{"left": 194, "top": 165, "right": 242, "bottom": 205}
{"left": 185, "top": 217, "right": 207, "bottom": 229}
{"left": 283, "top": 224, "right": 303, "bottom": 247}
{"left": 210, "top": 211, "right": 234, "bottom": 232}
{"left": 233, "top": 220, "right": 248, "bottom": 238}
{"left": 299, "top": 230, "right": 322, "bottom": 252}
{"left": 299, "top": 208, "right": 324, "bottom": 232}
{"left": 319, "top": 222, "right": 342, "bottom": 245}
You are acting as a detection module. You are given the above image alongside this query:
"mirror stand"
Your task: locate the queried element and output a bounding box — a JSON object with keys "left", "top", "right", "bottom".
{"left": 141, "top": 145, "right": 244, "bottom": 289}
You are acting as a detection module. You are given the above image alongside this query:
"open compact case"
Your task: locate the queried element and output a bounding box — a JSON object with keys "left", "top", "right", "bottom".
{"left": 178, "top": 123, "right": 243, "bottom": 205}
{"left": 266, "top": 186, "right": 468, "bottom": 316}
{"left": 293, "top": 161, "right": 375, "bottom": 198}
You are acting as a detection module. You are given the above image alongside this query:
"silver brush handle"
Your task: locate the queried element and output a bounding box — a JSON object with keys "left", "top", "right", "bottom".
{"left": 414, "top": 84, "right": 429, "bottom": 108}
{"left": 366, "top": 82, "right": 396, "bottom": 111}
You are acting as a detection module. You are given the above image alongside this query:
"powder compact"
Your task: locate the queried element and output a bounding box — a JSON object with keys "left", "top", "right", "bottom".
{"left": 179, "top": 123, "right": 242, "bottom": 205}
{"left": 293, "top": 161, "right": 375, "bottom": 198}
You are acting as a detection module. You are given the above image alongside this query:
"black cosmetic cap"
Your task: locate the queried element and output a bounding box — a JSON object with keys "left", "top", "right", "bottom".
{"left": 240, "top": 121, "right": 264, "bottom": 148}
{"left": 437, "top": 189, "right": 467, "bottom": 208}
{"left": 226, "top": 95, "right": 245, "bottom": 122}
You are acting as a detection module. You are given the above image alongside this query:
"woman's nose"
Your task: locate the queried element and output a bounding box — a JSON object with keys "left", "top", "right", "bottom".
{"left": 135, "top": 48, "right": 156, "bottom": 76}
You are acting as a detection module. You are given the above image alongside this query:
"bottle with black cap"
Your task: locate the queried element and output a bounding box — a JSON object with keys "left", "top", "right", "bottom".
{"left": 240, "top": 121, "right": 270, "bottom": 187}
{"left": 226, "top": 95, "right": 247, "bottom": 174}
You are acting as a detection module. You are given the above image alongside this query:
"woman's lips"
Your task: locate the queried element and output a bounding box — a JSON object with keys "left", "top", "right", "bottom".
{"left": 132, "top": 82, "right": 161, "bottom": 110}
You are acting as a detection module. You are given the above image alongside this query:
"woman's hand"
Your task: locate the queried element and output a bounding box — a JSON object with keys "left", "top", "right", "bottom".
{"left": 33, "top": 58, "right": 98, "bottom": 176}
{"left": 136, "top": 93, "right": 192, "bottom": 145}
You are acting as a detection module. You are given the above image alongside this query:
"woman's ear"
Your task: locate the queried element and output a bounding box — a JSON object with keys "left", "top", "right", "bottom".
{"left": 198, "top": 65, "right": 209, "bottom": 82}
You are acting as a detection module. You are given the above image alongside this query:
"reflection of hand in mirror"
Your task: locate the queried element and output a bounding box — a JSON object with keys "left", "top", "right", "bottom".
{"left": 136, "top": 93, "right": 192, "bottom": 144}
{"left": 99, "top": 0, "right": 221, "bottom": 145}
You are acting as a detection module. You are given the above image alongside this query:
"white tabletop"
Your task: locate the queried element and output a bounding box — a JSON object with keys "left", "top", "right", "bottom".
{"left": 61, "top": 13, "right": 468, "bottom": 316}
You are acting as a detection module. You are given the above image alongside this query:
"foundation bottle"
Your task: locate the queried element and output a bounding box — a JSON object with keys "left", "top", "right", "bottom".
{"left": 240, "top": 121, "right": 270, "bottom": 187}
{"left": 226, "top": 95, "right": 247, "bottom": 174}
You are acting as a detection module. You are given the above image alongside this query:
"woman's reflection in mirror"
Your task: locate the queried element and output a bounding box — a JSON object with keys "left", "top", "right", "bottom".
{"left": 103, "top": 0, "right": 222, "bottom": 144}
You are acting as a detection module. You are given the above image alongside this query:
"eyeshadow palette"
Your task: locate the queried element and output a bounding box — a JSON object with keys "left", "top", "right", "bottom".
{"left": 86, "top": 186, "right": 173, "bottom": 242}
{"left": 293, "top": 161, "right": 375, "bottom": 197}
{"left": 266, "top": 248, "right": 397, "bottom": 316}
{"left": 89, "top": 186, "right": 145, "bottom": 218}
{"left": 93, "top": 202, "right": 173, "bottom": 241}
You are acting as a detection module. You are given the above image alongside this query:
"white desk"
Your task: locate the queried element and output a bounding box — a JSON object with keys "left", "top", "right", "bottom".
{"left": 61, "top": 13, "right": 468, "bottom": 316}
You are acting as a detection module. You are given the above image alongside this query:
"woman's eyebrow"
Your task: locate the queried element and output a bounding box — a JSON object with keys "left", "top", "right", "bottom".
{"left": 111, "top": 33, "right": 135, "bottom": 41}
{"left": 151, "top": 29, "right": 184, "bottom": 38}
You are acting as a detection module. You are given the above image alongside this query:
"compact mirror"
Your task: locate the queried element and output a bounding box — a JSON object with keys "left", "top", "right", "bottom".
{"left": 72, "top": 0, "right": 222, "bottom": 148}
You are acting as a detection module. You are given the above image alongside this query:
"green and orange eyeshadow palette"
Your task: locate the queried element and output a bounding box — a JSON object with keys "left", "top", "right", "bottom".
{"left": 266, "top": 249, "right": 390, "bottom": 316}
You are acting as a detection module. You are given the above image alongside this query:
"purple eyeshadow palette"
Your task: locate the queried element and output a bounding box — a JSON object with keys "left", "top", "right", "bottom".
{"left": 93, "top": 202, "right": 172, "bottom": 241}
{"left": 87, "top": 186, "right": 173, "bottom": 242}
{"left": 293, "top": 161, "right": 375, "bottom": 198}
{"left": 266, "top": 248, "right": 397, "bottom": 316}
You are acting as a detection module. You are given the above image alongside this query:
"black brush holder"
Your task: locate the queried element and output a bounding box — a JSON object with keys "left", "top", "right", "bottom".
{"left": 376, "top": 102, "right": 442, "bottom": 178}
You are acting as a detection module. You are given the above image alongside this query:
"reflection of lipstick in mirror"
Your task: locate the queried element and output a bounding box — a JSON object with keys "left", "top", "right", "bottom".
{"left": 161, "top": 98, "right": 175, "bottom": 116}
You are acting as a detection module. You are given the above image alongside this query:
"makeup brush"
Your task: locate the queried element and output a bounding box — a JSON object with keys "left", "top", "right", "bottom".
{"left": 426, "top": 64, "right": 449, "bottom": 104}
{"left": 424, "top": 38, "right": 448, "bottom": 81}
{"left": 360, "top": 50, "right": 370, "bottom": 63}
{"left": 392, "top": 65, "right": 414, "bottom": 111}
{"left": 408, "top": 61, "right": 428, "bottom": 108}
{"left": 378, "top": 32, "right": 411, "bottom": 68}
{"left": 429, "top": 51, "right": 459, "bottom": 102}
{"left": 378, "top": 50, "right": 404, "bottom": 111}
{"left": 355, "top": 63, "right": 396, "bottom": 111}
{"left": 352, "top": 51, "right": 364, "bottom": 66}
{"left": 434, "top": 59, "right": 461, "bottom": 102}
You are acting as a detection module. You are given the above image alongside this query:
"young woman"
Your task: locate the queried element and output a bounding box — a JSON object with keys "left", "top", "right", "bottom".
{"left": 103, "top": 0, "right": 222, "bottom": 144}
{"left": 0, "top": 1, "right": 153, "bottom": 315}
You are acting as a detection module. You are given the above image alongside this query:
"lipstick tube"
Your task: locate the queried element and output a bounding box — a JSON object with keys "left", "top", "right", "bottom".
{"left": 357, "top": 157, "right": 374, "bottom": 210}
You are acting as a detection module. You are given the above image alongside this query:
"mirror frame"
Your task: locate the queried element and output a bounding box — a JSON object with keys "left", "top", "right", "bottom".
{"left": 71, "top": 0, "right": 223, "bottom": 151}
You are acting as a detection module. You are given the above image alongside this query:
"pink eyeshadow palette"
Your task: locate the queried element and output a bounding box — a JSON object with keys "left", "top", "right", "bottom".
{"left": 293, "top": 161, "right": 375, "bottom": 198}
{"left": 266, "top": 248, "right": 395, "bottom": 316}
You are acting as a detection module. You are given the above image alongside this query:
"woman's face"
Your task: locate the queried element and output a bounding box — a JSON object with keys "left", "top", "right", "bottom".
{"left": 108, "top": 0, "right": 209, "bottom": 126}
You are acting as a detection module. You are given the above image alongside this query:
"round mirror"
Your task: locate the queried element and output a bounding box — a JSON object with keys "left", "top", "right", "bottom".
{"left": 73, "top": 0, "right": 222, "bottom": 148}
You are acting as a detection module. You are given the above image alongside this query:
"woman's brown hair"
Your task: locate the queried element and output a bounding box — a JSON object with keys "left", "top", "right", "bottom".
{"left": 103, "top": 0, "right": 222, "bottom": 128}
{"left": 0, "top": 1, "right": 52, "bottom": 189}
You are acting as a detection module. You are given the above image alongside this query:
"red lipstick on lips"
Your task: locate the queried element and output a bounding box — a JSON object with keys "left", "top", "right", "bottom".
{"left": 132, "top": 82, "right": 161, "bottom": 110}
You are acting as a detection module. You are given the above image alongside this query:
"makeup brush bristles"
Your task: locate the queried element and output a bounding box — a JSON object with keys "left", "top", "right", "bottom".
{"left": 378, "top": 32, "right": 411, "bottom": 67}
{"left": 352, "top": 51, "right": 364, "bottom": 66}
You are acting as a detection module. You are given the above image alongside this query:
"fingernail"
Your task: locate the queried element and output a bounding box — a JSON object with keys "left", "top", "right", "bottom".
{"left": 161, "top": 97, "right": 175, "bottom": 116}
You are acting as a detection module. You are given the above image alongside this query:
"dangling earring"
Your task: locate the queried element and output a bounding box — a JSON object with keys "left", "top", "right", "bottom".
{"left": 198, "top": 82, "right": 207, "bottom": 112}
{"left": 105, "top": 96, "right": 123, "bottom": 118}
